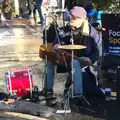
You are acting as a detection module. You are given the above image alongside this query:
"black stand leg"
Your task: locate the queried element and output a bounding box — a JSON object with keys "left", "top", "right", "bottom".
{"left": 116, "top": 66, "right": 120, "bottom": 102}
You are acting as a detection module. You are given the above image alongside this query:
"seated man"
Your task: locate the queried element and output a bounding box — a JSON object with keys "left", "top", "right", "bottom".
{"left": 42, "top": 6, "right": 100, "bottom": 106}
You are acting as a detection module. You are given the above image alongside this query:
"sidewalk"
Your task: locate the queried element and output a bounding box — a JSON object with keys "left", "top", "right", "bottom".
{"left": 0, "top": 18, "right": 42, "bottom": 28}
{"left": 0, "top": 16, "right": 66, "bottom": 28}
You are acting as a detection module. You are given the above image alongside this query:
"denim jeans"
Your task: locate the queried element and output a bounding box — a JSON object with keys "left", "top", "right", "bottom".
{"left": 36, "top": 0, "right": 44, "bottom": 22}
{"left": 44, "top": 57, "right": 86, "bottom": 95}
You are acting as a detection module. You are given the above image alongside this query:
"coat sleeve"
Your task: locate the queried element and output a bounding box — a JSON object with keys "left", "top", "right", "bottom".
{"left": 43, "top": 24, "right": 56, "bottom": 44}
{"left": 89, "top": 25, "right": 100, "bottom": 63}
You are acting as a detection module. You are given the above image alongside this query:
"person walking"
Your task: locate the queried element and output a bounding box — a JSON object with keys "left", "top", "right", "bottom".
{"left": 27, "top": 0, "right": 34, "bottom": 19}
{"left": 35, "top": 0, "right": 44, "bottom": 24}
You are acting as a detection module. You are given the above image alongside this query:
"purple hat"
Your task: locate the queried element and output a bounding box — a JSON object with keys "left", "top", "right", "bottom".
{"left": 70, "top": 6, "right": 87, "bottom": 19}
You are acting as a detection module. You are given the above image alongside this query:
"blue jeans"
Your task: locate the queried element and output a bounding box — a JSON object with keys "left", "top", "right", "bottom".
{"left": 36, "top": 0, "right": 44, "bottom": 22}
{"left": 44, "top": 57, "right": 85, "bottom": 95}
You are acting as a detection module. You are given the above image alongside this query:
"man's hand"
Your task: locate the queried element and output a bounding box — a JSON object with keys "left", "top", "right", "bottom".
{"left": 52, "top": 44, "right": 60, "bottom": 52}
{"left": 79, "top": 57, "right": 92, "bottom": 66}
{"left": 51, "top": 14, "right": 57, "bottom": 25}
{"left": 84, "top": 57, "right": 92, "bottom": 66}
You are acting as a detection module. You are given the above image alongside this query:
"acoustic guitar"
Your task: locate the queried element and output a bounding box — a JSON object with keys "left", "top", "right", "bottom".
{"left": 39, "top": 43, "right": 56, "bottom": 60}
{"left": 39, "top": 43, "right": 98, "bottom": 68}
{"left": 39, "top": 43, "right": 72, "bottom": 63}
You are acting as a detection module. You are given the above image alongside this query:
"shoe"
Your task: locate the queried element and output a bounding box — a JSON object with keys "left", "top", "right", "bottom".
{"left": 41, "top": 89, "right": 56, "bottom": 100}
{"left": 64, "top": 88, "right": 69, "bottom": 96}
{"left": 38, "top": 21, "right": 44, "bottom": 24}
{"left": 41, "top": 89, "right": 57, "bottom": 107}
{"left": 46, "top": 99, "right": 57, "bottom": 107}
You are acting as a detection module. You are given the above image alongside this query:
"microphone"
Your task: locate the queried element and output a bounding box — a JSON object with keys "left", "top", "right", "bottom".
{"left": 101, "top": 27, "right": 106, "bottom": 31}
{"left": 92, "top": 23, "right": 106, "bottom": 31}
{"left": 97, "top": 27, "right": 106, "bottom": 31}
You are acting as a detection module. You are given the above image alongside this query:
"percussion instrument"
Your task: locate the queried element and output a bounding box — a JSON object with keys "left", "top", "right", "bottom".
{"left": 5, "top": 68, "right": 34, "bottom": 98}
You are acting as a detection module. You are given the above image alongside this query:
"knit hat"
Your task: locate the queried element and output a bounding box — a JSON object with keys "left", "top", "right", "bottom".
{"left": 70, "top": 6, "right": 87, "bottom": 19}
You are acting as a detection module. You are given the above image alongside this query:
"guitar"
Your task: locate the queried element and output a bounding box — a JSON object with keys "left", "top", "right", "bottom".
{"left": 39, "top": 43, "right": 73, "bottom": 64}
{"left": 39, "top": 43, "right": 93, "bottom": 66}
{"left": 39, "top": 43, "right": 55, "bottom": 60}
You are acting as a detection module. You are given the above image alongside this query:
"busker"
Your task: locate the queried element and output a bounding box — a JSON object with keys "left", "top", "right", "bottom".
{"left": 41, "top": 6, "right": 100, "bottom": 106}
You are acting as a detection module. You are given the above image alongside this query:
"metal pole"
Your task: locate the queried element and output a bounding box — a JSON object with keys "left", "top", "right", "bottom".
{"left": 70, "top": 31, "right": 75, "bottom": 98}
{"left": 42, "top": 13, "right": 48, "bottom": 90}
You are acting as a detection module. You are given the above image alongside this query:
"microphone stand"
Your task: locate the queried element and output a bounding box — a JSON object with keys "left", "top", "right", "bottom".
{"left": 63, "top": 30, "right": 90, "bottom": 114}
{"left": 70, "top": 30, "right": 75, "bottom": 98}
{"left": 45, "top": 13, "right": 48, "bottom": 89}
{"left": 41, "top": 13, "right": 48, "bottom": 99}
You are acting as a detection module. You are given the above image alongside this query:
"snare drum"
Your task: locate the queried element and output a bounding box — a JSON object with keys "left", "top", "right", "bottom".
{"left": 5, "top": 68, "right": 34, "bottom": 98}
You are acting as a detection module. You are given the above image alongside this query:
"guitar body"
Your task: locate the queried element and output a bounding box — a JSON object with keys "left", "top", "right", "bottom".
{"left": 39, "top": 43, "right": 72, "bottom": 63}
{"left": 39, "top": 43, "right": 57, "bottom": 61}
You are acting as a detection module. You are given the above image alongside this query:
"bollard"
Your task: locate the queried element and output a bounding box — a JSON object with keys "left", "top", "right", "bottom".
{"left": 116, "top": 66, "right": 120, "bottom": 102}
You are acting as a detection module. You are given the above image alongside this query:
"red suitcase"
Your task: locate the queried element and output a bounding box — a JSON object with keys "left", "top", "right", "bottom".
{"left": 5, "top": 68, "right": 34, "bottom": 98}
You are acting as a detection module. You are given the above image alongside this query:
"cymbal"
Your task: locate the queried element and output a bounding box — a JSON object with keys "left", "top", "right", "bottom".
{"left": 57, "top": 45, "right": 87, "bottom": 50}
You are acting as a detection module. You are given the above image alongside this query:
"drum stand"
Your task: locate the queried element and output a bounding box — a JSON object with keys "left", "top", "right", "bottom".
{"left": 63, "top": 31, "right": 90, "bottom": 114}
{"left": 41, "top": 13, "right": 51, "bottom": 101}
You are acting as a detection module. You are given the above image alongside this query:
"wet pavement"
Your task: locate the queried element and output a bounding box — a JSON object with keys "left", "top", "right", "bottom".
{"left": 0, "top": 18, "right": 51, "bottom": 120}
{"left": 0, "top": 18, "right": 44, "bottom": 92}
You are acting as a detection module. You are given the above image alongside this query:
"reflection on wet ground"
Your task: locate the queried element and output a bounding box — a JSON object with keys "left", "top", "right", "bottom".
{"left": 0, "top": 21, "right": 44, "bottom": 62}
{"left": 0, "top": 27, "right": 42, "bottom": 44}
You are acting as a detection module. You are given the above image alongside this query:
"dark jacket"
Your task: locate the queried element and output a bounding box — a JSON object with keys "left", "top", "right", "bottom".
{"left": 56, "top": 24, "right": 100, "bottom": 64}
{"left": 82, "top": 24, "right": 100, "bottom": 63}
{"left": 43, "top": 24, "right": 100, "bottom": 64}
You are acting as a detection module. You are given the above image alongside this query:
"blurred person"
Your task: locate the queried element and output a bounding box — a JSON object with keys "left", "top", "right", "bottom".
{"left": 27, "top": 0, "right": 38, "bottom": 23}
{"left": 26, "top": 0, "right": 35, "bottom": 19}
{"left": 92, "top": 22, "right": 106, "bottom": 87}
{"left": 32, "top": 0, "right": 37, "bottom": 23}
{"left": 35, "top": 0, "right": 44, "bottom": 24}
{"left": 96, "top": 9, "right": 104, "bottom": 26}
{"left": 92, "top": 22, "right": 106, "bottom": 56}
